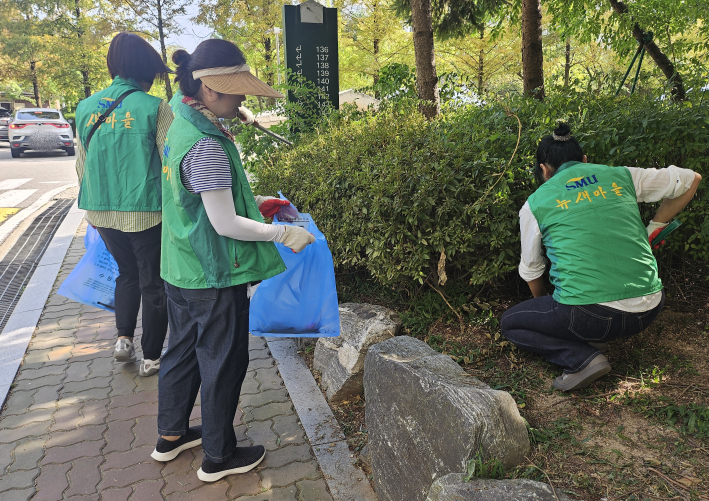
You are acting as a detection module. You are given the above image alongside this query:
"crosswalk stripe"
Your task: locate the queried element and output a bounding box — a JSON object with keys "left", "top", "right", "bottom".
{"left": 0, "top": 190, "right": 38, "bottom": 208}
{"left": 0, "top": 208, "right": 20, "bottom": 224}
{"left": 0, "top": 179, "right": 32, "bottom": 190}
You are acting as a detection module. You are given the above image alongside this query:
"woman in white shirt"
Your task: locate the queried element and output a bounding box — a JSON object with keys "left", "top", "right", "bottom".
{"left": 501, "top": 124, "right": 702, "bottom": 391}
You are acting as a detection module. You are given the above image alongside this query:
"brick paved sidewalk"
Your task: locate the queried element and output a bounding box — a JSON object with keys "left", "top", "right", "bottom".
{"left": 0, "top": 222, "right": 334, "bottom": 501}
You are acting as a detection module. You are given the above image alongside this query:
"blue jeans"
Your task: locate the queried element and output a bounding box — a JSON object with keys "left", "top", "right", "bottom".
{"left": 158, "top": 282, "right": 250, "bottom": 463}
{"left": 500, "top": 291, "right": 665, "bottom": 372}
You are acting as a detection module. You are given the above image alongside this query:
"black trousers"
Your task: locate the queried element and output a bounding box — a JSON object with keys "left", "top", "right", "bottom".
{"left": 97, "top": 224, "right": 168, "bottom": 360}
{"left": 158, "top": 283, "right": 250, "bottom": 463}
{"left": 501, "top": 291, "right": 666, "bottom": 372}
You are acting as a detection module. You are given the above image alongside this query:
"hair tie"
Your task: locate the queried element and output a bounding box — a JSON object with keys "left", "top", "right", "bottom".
{"left": 553, "top": 131, "right": 572, "bottom": 141}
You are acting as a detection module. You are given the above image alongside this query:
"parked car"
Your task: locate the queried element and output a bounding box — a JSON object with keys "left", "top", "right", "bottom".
{"left": 9, "top": 108, "right": 75, "bottom": 158}
{"left": 0, "top": 107, "right": 11, "bottom": 142}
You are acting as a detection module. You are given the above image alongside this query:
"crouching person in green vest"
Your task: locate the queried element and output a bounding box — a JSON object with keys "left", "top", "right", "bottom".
{"left": 501, "top": 124, "right": 702, "bottom": 392}
{"left": 75, "top": 33, "right": 172, "bottom": 377}
{"left": 150, "top": 39, "right": 315, "bottom": 481}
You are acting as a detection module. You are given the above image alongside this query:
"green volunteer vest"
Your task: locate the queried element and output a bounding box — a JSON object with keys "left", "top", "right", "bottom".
{"left": 527, "top": 161, "right": 663, "bottom": 305}
{"left": 76, "top": 76, "right": 162, "bottom": 212}
{"left": 160, "top": 98, "right": 286, "bottom": 289}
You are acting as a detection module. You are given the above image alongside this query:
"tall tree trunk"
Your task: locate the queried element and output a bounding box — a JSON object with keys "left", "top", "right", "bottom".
{"left": 564, "top": 39, "right": 571, "bottom": 87}
{"left": 156, "top": 0, "right": 173, "bottom": 100}
{"left": 372, "top": 3, "right": 380, "bottom": 91}
{"left": 373, "top": 38, "right": 380, "bottom": 96}
{"left": 30, "top": 60, "right": 41, "bottom": 107}
{"left": 477, "top": 29, "right": 484, "bottom": 94}
{"left": 264, "top": 37, "right": 275, "bottom": 107}
{"left": 75, "top": 1, "right": 90, "bottom": 97}
{"left": 521, "top": 0, "right": 544, "bottom": 99}
{"left": 410, "top": 0, "right": 439, "bottom": 118}
{"left": 254, "top": 68, "right": 264, "bottom": 112}
{"left": 81, "top": 70, "right": 91, "bottom": 98}
{"left": 608, "top": 0, "right": 685, "bottom": 100}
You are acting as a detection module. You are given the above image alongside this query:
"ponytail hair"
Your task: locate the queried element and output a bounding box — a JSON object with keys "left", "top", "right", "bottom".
{"left": 534, "top": 123, "right": 584, "bottom": 185}
{"left": 172, "top": 40, "right": 247, "bottom": 98}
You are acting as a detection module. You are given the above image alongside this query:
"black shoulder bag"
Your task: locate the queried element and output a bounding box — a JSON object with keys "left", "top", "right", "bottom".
{"left": 84, "top": 89, "right": 139, "bottom": 150}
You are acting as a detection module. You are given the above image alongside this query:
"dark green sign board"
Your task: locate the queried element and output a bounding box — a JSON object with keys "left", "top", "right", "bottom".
{"left": 282, "top": 1, "right": 339, "bottom": 109}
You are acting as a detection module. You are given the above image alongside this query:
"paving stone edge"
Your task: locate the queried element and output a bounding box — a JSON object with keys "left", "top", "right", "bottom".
{"left": 267, "top": 338, "right": 378, "bottom": 501}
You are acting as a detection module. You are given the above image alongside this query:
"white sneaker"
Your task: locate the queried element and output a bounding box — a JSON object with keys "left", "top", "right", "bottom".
{"left": 139, "top": 358, "right": 160, "bottom": 377}
{"left": 114, "top": 338, "right": 135, "bottom": 362}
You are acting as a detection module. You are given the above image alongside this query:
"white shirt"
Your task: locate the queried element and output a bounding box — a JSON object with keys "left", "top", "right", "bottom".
{"left": 519, "top": 165, "right": 696, "bottom": 312}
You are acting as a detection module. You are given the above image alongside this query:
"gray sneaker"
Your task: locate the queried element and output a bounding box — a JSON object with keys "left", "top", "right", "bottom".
{"left": 139, "top": 358, "right": 160, "bottom": 377}
{"left": 114, "top": 338, "right": 135, "bottom": 362}
{"left": 553, "top": 354, "right": 611, "bottom": 392}
{"left": 588, "top": 342, "right": 609, "bottom": 353}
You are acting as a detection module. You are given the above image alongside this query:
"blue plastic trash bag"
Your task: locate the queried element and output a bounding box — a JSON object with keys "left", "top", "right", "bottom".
{"left": 57, "top": 226, "right": 118, "bottom": 311}
{"left": 249, "top": 198, "right": 340, "bottom": 338}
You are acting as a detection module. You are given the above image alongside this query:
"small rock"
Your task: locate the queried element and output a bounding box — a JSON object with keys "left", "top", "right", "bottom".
{"left": 364, "top": 336, "right": 530, "bottom": 501}
{"left": 314, "top": 303, "right": 400, "bottom": 402}
{"left": 426, "top": 473, "right": 577, "bottom": 501}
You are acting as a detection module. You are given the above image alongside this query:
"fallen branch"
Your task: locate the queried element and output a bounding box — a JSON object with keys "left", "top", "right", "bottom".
{"left": 551, "top": 390, "right": 620, "bottom": 407}
{"left": 609, "top": 482, "right": 648, "bottom": 501}
{"left": 647, "top": 467, "right": 709, "bottom": 500}
{"left": 523, "top": 457, "right": 560, "bottom": 501}
{"left": 426, "top": 280, "right": 465, "bottom": 335}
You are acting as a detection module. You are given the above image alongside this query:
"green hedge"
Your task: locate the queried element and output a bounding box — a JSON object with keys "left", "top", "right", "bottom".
{"left": 252, "top": 93, "right": 708, "bottom": 287}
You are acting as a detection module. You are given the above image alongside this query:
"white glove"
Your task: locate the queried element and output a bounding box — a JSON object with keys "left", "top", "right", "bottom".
{"left": 646, "top": 220, "right": 669, "bottom": 237}
{"left": 254, "top": 195, "right": 278, "bottom": 207}
{"left": 247, "top": 282, "right": 260, "bottom": 299}
{"left": 238, "top": 106, "right": 255, "bottom": 125}
{"left": 279, "top": 225, "right": 315, "bottom": 253}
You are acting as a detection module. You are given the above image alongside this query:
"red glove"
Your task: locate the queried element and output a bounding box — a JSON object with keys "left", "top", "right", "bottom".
{"left": 648, "top": 227, "right": 667, "bottom": 250}
{"left": 258, "top": 198, "right": 291, "bottom": 218}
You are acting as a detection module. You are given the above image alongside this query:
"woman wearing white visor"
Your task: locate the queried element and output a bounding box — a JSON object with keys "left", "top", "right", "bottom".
{"left": 150, "top": 39, "right": 314, "bottom": 482}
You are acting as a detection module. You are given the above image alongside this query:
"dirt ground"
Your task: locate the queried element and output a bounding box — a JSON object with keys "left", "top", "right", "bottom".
{"left": 303, "top": 271, "right": 709, "bottom": 501}
{"left": 453, "top": 307, "right": 709, "bottom": 501}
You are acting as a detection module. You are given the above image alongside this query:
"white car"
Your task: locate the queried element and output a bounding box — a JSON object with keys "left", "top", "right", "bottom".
{"left": 9, "top": 108, "right": 75, "bottom": 158}
{"left": 0, "top": 107, "right": 11, "bottom": 142}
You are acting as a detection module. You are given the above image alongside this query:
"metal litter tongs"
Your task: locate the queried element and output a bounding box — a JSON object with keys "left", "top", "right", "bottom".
{"left": 237, "top": 111, "right": 293, "bottom": 146}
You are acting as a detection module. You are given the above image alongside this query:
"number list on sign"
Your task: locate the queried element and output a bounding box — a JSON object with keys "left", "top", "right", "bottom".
{"left": 283, "top": 0, "right": 339, "bottom": 109}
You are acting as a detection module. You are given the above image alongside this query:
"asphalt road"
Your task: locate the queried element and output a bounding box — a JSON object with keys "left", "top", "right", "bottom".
{"left": 0, "top": 142, "right": 78, "bottom": 209}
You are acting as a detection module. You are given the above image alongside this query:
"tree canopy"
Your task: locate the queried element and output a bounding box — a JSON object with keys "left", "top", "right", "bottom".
{"left": 1, "top": 0, "right": 708, "bottom": 111}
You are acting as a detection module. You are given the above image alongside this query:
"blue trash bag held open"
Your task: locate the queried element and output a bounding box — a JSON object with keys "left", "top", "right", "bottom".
{"left": 249, "top": 197, "right": 340, "bottom": 338}
{"left": 57, "top": 226, "right": 118, "bottom": 311}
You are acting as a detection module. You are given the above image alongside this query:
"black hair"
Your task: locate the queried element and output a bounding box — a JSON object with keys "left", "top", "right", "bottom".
{"left": 534, "top": 123, "right": 584, "bottom": 185}
{"left": 173, "top": 39, "right": 247, "bottom": 98}
{"left": 107, "top": 33, "right": 168, "bottom": 84}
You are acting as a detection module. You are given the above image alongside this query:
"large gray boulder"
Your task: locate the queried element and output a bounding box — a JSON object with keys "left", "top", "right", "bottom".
{"left": 314, "top": 303, "right": 400, "bottom": 402}
{"left": 364, "top": 336, "right": 530, "bottom": 501}
{"left": 426, "top": 473, "right": 576, "bottom": 501}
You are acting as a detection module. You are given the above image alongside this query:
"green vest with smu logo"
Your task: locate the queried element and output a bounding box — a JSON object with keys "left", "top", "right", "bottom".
{"left": 76, "top": 76, "right": 162, "bottom": 212}
{"left": 527, "top": 161, "right": 662, "bottom": 305}
{"left": 160, "top": 97, "right": 286, "bottom": 289}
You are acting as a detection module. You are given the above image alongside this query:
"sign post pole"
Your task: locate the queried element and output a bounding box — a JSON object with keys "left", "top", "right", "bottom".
{"left": 282, "top": 0, "right": 339, "bottom": 110}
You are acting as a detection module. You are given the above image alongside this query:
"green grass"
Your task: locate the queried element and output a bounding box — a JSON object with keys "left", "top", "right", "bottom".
{"left": 464, "top": 447, "right": 506, "bottom": 481}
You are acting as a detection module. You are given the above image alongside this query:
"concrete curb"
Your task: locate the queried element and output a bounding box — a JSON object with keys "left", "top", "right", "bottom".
{"left": 267, "top": 338, "right": 377, "bottom": 501}
{"left": 0, "top": 200, "right": 84, "bottom": 405}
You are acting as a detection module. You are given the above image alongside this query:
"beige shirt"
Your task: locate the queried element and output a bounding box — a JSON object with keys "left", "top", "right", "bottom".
{"left": 75, "top": 100, "right": 173, "bottom": 232}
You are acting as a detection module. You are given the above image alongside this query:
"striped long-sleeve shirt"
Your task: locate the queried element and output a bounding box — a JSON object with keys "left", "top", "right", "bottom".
{"left": 75, "top": 100, "right": 173, "bottom": 232}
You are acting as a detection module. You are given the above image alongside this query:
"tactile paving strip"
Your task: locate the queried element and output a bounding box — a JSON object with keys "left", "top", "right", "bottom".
{"left": 0, "top": 198, "right": 74, "bottom": 332}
